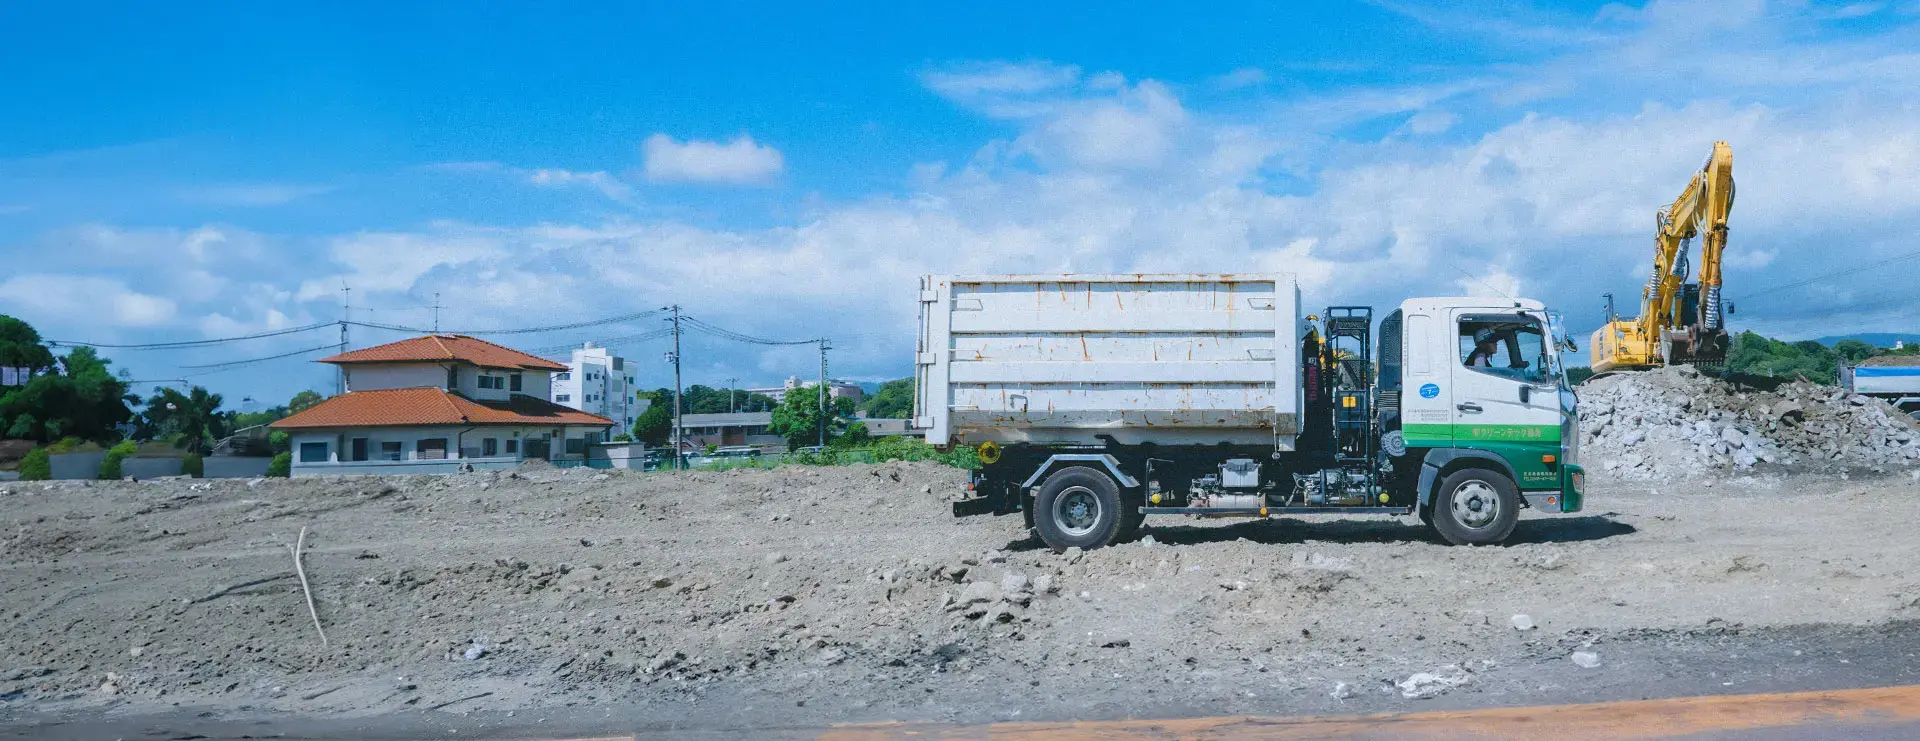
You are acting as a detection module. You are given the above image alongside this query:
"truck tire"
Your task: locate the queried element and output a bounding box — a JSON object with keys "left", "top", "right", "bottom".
{"left": 1033, "top": 466, "right": 1124, "bottom": 551}
{"left": 1430, "top": 468, "right": 1520, "bottom": 546}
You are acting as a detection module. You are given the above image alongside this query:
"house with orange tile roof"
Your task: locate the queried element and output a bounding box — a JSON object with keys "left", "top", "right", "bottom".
{"left": 270, "top": 335, "right": 618, "bottom": 475}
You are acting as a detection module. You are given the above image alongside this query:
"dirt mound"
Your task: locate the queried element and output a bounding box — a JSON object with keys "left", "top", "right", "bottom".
{"left": 1580, "top": 366, "right": 1920, "bottom": 480}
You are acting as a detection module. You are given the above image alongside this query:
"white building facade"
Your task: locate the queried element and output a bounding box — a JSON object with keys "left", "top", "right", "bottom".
{"left": 550, "top": 343, "right": 643, "bottom": 436}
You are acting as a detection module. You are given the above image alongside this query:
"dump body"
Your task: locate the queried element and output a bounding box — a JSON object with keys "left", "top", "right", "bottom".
{"left": 914, "top": 274, "right": 1303, "bottom": 448}
{"left": 1842, "top": 359, "right": 1920, "bottom": 415}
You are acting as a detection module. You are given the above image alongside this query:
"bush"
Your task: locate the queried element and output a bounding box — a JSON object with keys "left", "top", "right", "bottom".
{"left": 269, "top": 430, "right": 290, "bottom": 454}
{"left": 98, "top": 440, "right": 137, "bottom": 480}
{"left": 19, "top": 448, "right": 51, "bottom": 481}
{"left": 267, "top": 452, "right": 291, "bottom": 478}
{"left": 182, "top": 452, "right": 204, "bottom": 478}
{"left": 612, "top": 433, "right": 633, "bottom": 442}
{"left": 47, "top": 436, "right": 84, "bottom": 454}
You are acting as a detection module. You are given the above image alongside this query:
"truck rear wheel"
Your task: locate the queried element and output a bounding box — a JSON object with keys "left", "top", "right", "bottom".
{"left": 1034, "top": 466, "right": 1124, "bottom": 552}
{"left": 1430, "top": 468, "right": 1520, "bottom": 546}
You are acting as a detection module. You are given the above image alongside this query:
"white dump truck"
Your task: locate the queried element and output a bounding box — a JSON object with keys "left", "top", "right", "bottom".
{"left": 916, "top": 273, "right": 1585, "bottom": 550}
{"left": 1840, "top": 356, "right": 1920, "bottom": 420}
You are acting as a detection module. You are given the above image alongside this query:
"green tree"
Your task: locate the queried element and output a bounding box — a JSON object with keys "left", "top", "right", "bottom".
{"left": 768, "top": 389, "right": 856, "bottom": 450}
{"left": 287, "top": 390, "right": 325, "bottom": 414}
{"left": 18, "top": 447, "right": 51, "bottom": 480}
{"left": 861, "top": 378, "right": 914, "bottom": 419}
{"left": 182, "top": 452, "right": 204, "bottom": 478}
{"left": 631, "top": 392, "right": 672, "bottom": 445}
{"left": 99, "top": 440, "right": 137, "bottom": 480}
{"left": 0, "top": 346, "right": 134, "bottom": 443}
{"left": 1724, "top": 331, "right": 1840, "bottom": 384}
{"left": 267, "top": 452, "right": 291, "bottom": 477}
{"left": 0, "top": 315, "right": 57, "bottom": 382}
{"left": 141, "top": 386, "right": 226, "bottom": 454}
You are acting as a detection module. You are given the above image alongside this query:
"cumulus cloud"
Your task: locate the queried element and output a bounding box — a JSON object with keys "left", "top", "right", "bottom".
{"left": 641, "top": 134, "right": 784, "bottom": 185}
{"left": 0, "top": 274, "right": 177, "bottom": 327}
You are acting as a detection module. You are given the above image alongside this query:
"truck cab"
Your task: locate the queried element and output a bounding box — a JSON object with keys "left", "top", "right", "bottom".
{"left": 1386, "top": 299, "right": 1584, "bottom": 540}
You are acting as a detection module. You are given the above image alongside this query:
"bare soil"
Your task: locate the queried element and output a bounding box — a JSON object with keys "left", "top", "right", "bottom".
{"left": 4, "top": 463, "right": 1920, "bottom": 731}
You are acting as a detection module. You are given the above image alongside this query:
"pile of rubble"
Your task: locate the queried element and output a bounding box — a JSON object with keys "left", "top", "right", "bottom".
{"left": 1580, "top": 366, "right": 1920, "bottom": 480}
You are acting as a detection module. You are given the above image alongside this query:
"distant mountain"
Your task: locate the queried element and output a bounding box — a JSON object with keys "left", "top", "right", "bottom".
{"left": 1814, "top": 333, "right": 1920, "bottom": 348}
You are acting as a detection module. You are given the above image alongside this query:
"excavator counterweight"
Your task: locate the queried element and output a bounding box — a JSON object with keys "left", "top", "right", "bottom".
{"left": 1591, "top": 142, "right": 1735, "bottom": 373}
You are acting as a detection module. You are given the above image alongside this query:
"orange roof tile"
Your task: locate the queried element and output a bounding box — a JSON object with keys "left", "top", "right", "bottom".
{"left": 269, "top": 388, "right": 614, "bottom": 430}
{"left": 318, "top": 335, "right": 568, "bottom": 371}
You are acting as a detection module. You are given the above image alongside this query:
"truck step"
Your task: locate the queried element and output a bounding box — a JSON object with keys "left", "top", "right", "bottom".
{"left": 1140, "top": 506, "right": 1413, "bottom": 516}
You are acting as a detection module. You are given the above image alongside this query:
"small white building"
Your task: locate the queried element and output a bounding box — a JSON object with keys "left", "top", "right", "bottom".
{"left": 550, "top": 342, "right": 645, "bottom": 436}
{"left": 272, "top": 334, "right": 615, "bottom": 476}
{"left": 744, "top": 376, "right": 864, "bottom": 404}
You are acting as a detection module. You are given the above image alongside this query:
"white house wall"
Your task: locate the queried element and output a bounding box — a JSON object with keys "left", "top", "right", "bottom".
{"left": 345, "top": 363, "right": 445, "bottom": 392}
{"left": 288, "top": 424, "right": 606, "bottom": 468}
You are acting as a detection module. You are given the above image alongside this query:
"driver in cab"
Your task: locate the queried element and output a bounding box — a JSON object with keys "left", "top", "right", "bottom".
{"left": 1467, "top": 328, "right": 1503, "bottom": 368}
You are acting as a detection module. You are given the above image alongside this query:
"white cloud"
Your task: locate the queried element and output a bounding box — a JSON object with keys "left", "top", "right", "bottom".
{"left": 527, "top": 168, "right": 633, "bottom": 202}
{"left": 180, "top": 183, "right": 332, "bottom": 206}
{"left": 1211, "top": 67, "right": 1269, "bottom": 90}
{"left": 641, "top": 134, "right": 785, "bottom": 185}
{"left": 922, "top": 61, "right": 1082, "bottom": 100}
{"left": 0, "top": 274, "right": 177, "bottom": 327}
{"left": 1405, "top": 110, "right": 1458, "bottom": 135}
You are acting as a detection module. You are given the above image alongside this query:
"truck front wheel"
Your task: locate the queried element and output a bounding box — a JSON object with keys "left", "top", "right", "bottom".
{"left": 1430, "top": 468, "right": 1520, "bottom": 546}
{"left": 1034, "top": 466, "right": 1124, "bottom": 552}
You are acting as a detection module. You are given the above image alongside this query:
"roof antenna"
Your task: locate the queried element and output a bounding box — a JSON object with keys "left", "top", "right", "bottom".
{"left": 433, "top": 293, "right": 442, "bottom": 334}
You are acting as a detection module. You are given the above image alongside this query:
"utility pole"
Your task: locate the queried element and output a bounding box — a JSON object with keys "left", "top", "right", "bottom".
{"left": 666, "top": 305, "right": 683, "bottom": 469}
{"left": 433, "top": 293, "right": 442, "bottom": 333}
{"left": 338, "top": 284, "right": 350, "bottom": 395}
{"left": 817, "top": 339, "right": 831, "bottom": 448}
{"left": 727, "top": 377, "right": 738, "bottom": 413}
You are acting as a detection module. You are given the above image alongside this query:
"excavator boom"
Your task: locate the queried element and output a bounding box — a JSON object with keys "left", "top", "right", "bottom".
{"left": 1591, "top": 142, "right": 1735, "bottom": 373}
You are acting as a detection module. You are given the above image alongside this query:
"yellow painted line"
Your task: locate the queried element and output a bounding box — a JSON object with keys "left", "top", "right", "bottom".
{"left": 818, "top": 684, "right": 1920, "bottom": 740}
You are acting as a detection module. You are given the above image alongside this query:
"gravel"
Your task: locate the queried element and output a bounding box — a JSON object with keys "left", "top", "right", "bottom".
{"left": 1581, "top": 366, "right": 1920, "bottom": 480}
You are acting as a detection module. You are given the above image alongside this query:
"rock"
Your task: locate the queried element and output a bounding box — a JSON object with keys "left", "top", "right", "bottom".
{"left": 129, "top": 646, "right": 144, "bottom": 658}
{"left": 1033, "top": 573, "right": 1055, "bottom": 596}
{"left": 1140, "top": 534, "right": 1158, "bottom": 547}
{"left": 950, "top": 580, "right": 1001, "bottom": 611}
{"left": 1510, "top": 614, "right": 1536, "bottom": 631}
{"left": 1621, "top": 429, "right": 1647, "bottom": 447}
{"left": 765, "top": 552, "right": 789, "bottom": 565}
{"left": 1064, "top": 547, "right": 1085, "bottom": 564}
{"left": 1720, "top": 426, "right": 1746, "bottom": 447}
{"left": 1331, "top": 681, "right": 1354, "bottom": 699}
{"left": 463, "top": 643, "right": 487, "bottom": 660}
{"left": 99, "top": 672, "right": 121, "bottom": 695}
{"left": 1396, "top": 666, "right": 1471, "bottom": 699}
{"left": 1571, "top": 651, "right": 1602, "bottom": 669}
{"left": 1000, "top": 572, "right": 1030, "bottom": 594}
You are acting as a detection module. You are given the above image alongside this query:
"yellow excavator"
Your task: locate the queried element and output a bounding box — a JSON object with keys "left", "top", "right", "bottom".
{"left": 1590, "top": 141, "right": 1735, "bottom": 374}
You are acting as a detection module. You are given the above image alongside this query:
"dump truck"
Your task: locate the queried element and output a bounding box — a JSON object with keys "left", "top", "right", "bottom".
{"left": 1840, "top": 356, "right": 1920, "bottom": 419}
{"left": 918, "top": 273, "right": 1584, "bottom": 550}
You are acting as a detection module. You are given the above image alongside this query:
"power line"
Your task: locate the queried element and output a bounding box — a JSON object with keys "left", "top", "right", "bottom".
{"left": 531, "top": 328, "right": 677, "bottom": 356}
{"left": 1732, "top": 247, "right": 1920, "bottom": 304}
{"left": 177, "top": 343, "right": 342, "bottom": 370}
{"left": 48, "top": 321, "right": 336, "bottom": 350}
{"left": 345, "top": 308, "right": 670, "bottom": 337}
{"left": 681, "top": 316, "right": 820, "bottom": 346}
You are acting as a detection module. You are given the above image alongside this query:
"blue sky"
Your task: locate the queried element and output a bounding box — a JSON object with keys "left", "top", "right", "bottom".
{"left": 4, "top": 1, "right": 1919, "bottom": 408}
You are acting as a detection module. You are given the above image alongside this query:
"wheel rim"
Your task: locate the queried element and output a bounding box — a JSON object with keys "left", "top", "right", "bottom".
{"left": 1053, "top": 485, "right": 1102, "bottom": 537}
{"left": 1449, "top": 480, "right": 1500, "bottom": 529}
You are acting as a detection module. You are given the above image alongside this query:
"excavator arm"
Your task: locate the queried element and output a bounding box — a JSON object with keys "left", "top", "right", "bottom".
{"left": 1591, "top": 142, "right": 1735, "bottom": 373}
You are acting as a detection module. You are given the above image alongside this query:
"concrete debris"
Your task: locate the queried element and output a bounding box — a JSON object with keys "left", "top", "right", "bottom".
{"left": 1571, "top": 651, "right": 1602, "bottom": 669}
{"left": 1511, "top": 614, "right": 1536, "bottom": 631}
{"left": 1582, "top": 367, "right": 1920, "bottom": 480}
{"left": 1330, "top": 681, "right": 1354, "bottom": 699}
{"left": 1396, "top": 665, "right": 1471, "bottom": 699}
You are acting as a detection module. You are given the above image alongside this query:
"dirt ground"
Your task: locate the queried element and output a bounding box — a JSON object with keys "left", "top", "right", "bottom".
{"left": 5, "top": 462, "right": 1920, "bottom": 734}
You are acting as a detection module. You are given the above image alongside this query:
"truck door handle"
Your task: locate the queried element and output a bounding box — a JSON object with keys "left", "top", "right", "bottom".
{"left": 1457, "top": 403, "right": 1483, "bottom": 414}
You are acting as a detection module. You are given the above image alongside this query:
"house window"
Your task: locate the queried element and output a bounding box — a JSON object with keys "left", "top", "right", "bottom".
{"left": 482, "top": 438, "right": 498, "bottom": 456}
{"left": 478, "top": 375, "right": 505, "bottom": 390}
{"left": 564, "top": 438, "right": 586, "bottom": 455}
{"left": 381, "top": 441, "right": 403, "bottom": 461}
{"left": 299, "top": 442, "right": 329, "bottom": 463}
{"left": 510, "top": 373, "right": 523, "bottom": 392}
{"left": 505, "top": 439, "right": 518, "bottom": 455}
{"left": 417, "top": 438, "right": 449, "bottom": 460}
{"left": 446, "top": 365, "right": 458, "bottom": 389}
{"left": 556, "top": 372, "right": 571, "bottom": 381}
{"left": 556, "top": 394, "right": 571, "bottom": 403}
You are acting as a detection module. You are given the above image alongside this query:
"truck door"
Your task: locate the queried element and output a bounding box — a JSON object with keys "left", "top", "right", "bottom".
{"left": 1398, "top": 311, "right": 1454, "bottom": 452}
{"left": 1447, "top": 309, "right": 1564, "bottom": 490}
